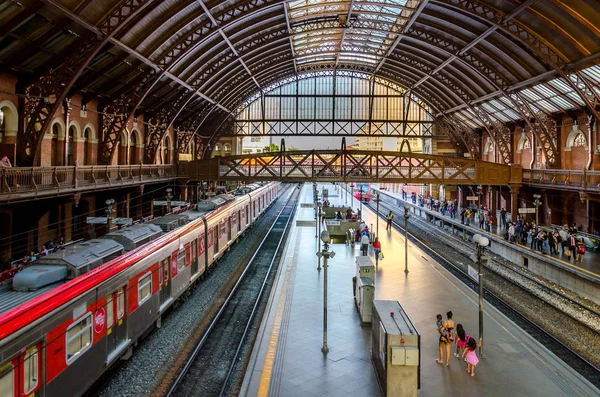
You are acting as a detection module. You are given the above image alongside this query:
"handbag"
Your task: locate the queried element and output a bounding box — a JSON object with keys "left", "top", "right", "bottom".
{"left": 565, "top": 248, "right": 572, "bottom": 256}
{"left": 578, "top": 246, "right": 586, "bottom": 254}
{"left": 379, "top": 251, "right": 384, "bottom": 260}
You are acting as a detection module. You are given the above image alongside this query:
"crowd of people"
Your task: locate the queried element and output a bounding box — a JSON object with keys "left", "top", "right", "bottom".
{"left": 9, "top": 237, "right": 66, "bottom": 270}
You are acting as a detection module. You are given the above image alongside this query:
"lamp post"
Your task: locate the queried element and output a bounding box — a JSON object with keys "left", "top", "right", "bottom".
{"left": 316, "top": 230, "right": 335, "bottom": 355}
{"left": 166, "top": 187, "right": 173, "bottom": 213}
{"left": 359, "top": 189, "right": 363, "bottom": 219}
{"left": 317, "top": 202, "right": 323, "bottom": 271}
{"left": 403, "top": 204, "right": 411, "bottom": 275}
{"left": 476, "top": 185, "right": 483, "bottom": 228}
{"left": 472, "top": 233, "right": 489, "bottom": 356}
{"left": 105, "top": 198, "right": 115, "bottom": 232}
{"left": 533, "top": 194, "right": 542, "bottom": 226}
{"left": 375, "top": 192, "right": 380, "bottom": 238}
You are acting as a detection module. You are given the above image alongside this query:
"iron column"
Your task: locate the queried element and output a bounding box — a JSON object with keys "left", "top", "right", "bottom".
{"left": 533, "top": 194, "right": 542, "bottom": 226}
{"left": 473, "top": 234, "right": 489, "bottom": 356}
{"left": 403, "top": 204, "right": 411, "bottom": 274}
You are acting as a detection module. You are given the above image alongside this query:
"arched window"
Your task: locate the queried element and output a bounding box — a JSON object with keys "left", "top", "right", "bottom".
{"left": 214, "top": 143, "right": 222, "bottom": 152}
{"left": 67, "top": 126, "right": 75, "bottom": 165}
{"left": 129, "top": 131, "right": 138, "bottom": 165}
{"left": 223, "top": 143, "right": 231, "bottom": 153}
{"left": 83, "top": 128, "right": 91, "bottom": 165}
{"left": 573, "top": 133, "right": 586, "bottom": 147}
{"left": 119, "top": 131, "right": 128, "bottom": 164}
{"left": 163, "top": 136, "right": 171, "bottom": 164}
{"left": 522, "top": 137, "right": 531, "bottom": 150}
{"left": 51, "top": 122, "right": 63, "bottom": 166}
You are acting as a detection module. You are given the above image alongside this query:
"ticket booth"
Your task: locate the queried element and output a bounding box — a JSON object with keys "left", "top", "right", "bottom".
{"left": 354, "top": 256, "right": 375, "bottom": 323}
{"left": 372, "top": 300, "right": 420, "bottom": 397}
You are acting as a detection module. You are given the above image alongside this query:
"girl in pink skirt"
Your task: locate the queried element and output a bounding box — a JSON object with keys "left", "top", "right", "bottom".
{"left": 453, "top": 324, "right": 469, "bottom": 360}
{"left": 462, "top": 337, "right": 482, "bottom": 376}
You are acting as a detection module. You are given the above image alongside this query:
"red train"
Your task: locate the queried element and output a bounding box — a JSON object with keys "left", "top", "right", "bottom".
{"left": 0, "top": 182, "right": 278, "bottom": 397}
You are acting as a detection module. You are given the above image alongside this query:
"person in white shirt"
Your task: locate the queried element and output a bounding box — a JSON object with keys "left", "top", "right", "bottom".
{"left": 360, "top": 234, "right": 370, "bottom": 256}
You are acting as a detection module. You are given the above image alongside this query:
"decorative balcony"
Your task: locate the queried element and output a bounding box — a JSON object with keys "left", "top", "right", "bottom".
{"left": 0, "top": 164, "right": 178, "bottom": 203}
{"left": 522, "top": 168, "right": 600, "bottom": 193}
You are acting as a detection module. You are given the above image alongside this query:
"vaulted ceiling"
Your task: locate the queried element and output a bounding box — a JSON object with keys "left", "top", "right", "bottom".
{"left": 1, "top": 0, "right": 599, "bottom": 165}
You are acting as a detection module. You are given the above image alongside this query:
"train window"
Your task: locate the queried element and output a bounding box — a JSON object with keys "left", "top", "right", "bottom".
{"left": 116, "top": 288, "right": 125, "bottom": 319}
{"left": 138, "top": 273, "right": 152, "bottom": 305}
{"left": 23, "top": 347, "right": 38, "bottom": 394}
{"left": 0, "top": 362, "right": 13, "bottom": 397}
{"left": 106, "top": 295, "right": 114, "bottom": 329}
{"left": 66, "top": 313, "right": 93, "bottom": 364}
{"left": 177, "top": 250, "right": 186, "bottom": 271}
{"left": 191, "top": 241, "right": 197, "bottom": 261}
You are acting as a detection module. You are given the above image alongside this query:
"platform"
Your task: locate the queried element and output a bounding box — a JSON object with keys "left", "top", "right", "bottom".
{"left": 241, "top": 183, "right": 599, "bottom": 397}
{"left": 373, "top": 187, "right": 600, "bottom": 276}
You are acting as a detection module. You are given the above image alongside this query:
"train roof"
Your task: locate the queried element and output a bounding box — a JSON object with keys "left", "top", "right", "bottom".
{"left": 106, "top": 224, "right": 163, "bottom": 244}
{"left": 29, "top": 239, "right": 123, "bottom": 270}
{"left": 0, "top": 279, "right": 65, "bottom": 314}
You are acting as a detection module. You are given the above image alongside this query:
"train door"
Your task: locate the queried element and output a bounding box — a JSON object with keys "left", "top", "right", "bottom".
{"left": 191, "top": 240, "right": 198, "bottom": 275}
{"left": 245, "top": 206, "right": 249, "bottom": 226}
{"left": 227, "top": 217, "right": 232, "bottom": 241}
{"left": 253, "top": 201, "right": 256, "bottom": 218}
{"left": 159, "top": 258, "right": 171, "bottom": 304}
{"left": 106, "top": 286, "right": 127, "bottom": 357}
{"left": 214, "top": 225, "right": 219, "bottom": 253}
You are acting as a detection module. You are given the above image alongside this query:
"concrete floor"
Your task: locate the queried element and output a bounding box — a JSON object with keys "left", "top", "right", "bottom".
{"left": 241, "top": 183, "right": 599, "bottom": 397}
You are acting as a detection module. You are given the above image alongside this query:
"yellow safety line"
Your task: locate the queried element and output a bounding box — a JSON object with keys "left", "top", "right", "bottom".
{"left": 257, "top": 260, "right": 291, "bottom": 397}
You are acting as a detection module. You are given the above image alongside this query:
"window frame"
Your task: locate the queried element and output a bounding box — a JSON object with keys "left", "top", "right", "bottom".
{"left": 106, "top": 295, "right": 114, "bottom": 329}
{"left": 66, "top": 313, "right": 93, "bottom": 365}
{"left": 137, "top": 272, "right": 152, "bottom": 305}
{"left": 177, "top": 249, "right": 186, "bottom": 271}
{"left": 22, "top": 346, "right": 39, "bottom": 395}
{"left": 116, "top": 288, "right": 125, "bottom": 320}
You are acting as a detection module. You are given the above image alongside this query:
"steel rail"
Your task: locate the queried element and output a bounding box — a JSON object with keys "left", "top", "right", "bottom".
{"left": 362, "top": 196, "right": 600, "bottom": 386}
{"left": 165, "top": 184, "right": 299, "bottom": 396}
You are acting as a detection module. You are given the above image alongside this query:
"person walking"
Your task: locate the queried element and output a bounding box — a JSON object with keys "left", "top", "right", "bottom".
{"left": 454, "top": 324, "right": 470, "bottom": 360}
{"left": 360, "top": 233, "right": 370, "bottom": 256}
{"left": 576, "top": 238, "right": 586, "bottom": 262}
{"left": 386, "top": 211, "right": 393, "bottom": 231}
{"left": 373, "top": 237, "right": 382, "bottom": 265}
{"left": 567, "top": 233, "right": 577, "bottom": 261}
{"left": 463, "top": 337, "right": 482, "bottom": 377}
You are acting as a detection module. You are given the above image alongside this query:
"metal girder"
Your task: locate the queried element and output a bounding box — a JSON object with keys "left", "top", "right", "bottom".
{"left": 191, "top": 149, "right": 513, "bottom": 185}
{"left": 143, "top": 89, "right": 198, "bottom": 164}
{"left": 435, "top": 0, "right": 600, "bottom": 121}
{"left": 194, "top": 0, "right": 262, "bottom": 91}
{"left": 18, "top": 0, "right": 153, "bottom": 165}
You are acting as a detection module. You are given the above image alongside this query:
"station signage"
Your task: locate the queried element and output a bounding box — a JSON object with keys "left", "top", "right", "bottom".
{"left": 518, "top": 208, "right": 536, "bottom": 214}
{"left": 466, "top": 196, "right": 479, "bottom": 201}
{"left": 468, "top": 265, "right": 479, "bottom": 282}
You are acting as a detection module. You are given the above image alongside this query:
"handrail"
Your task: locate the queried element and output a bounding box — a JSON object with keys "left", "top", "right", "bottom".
{"left": 522, "top": 168, "right": 600, "bottom": 192}
{"left": 0, "top": 164, "right": 179, "bottom": 200}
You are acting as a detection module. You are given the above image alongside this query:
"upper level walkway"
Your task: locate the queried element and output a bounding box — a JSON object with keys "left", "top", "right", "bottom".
{"left": 523, "top": 168, "right": 600, "bottom": 196}
{"left": 183, "top": 150, "right": 520, "bottom": 186}
{"left": 0, "top": 164, "right": 177, "bottom": 203}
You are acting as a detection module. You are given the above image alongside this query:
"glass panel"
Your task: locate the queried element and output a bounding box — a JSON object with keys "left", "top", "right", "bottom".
{"left": 23, "top": 347, "right": 38, "bottom": 394}
{"left": 66, "top": 314, "right": 92, "bottom": 363}
{"left": 106, "top": 295, "right": 114, "bottom": 327}
{"left": 117, "top": 288, "right": 125, "bottom": 319}
{"left": 0, "top": 363, "right": 13, "bottom": 397}
{"left": 138, "top": 273, "right": 152, "bottom": 304}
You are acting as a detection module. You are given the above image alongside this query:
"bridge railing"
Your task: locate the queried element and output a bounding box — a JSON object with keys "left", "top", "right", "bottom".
{"left": 0, "top": 164, "right": 177, "bottom": 201}
{"left": 522, "top": 168, "right": 600, "bottom": 192}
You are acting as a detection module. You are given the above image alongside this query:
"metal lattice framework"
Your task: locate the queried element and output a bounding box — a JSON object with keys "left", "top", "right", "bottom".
{"left": 183, "top": 149, "right": 517, "bottom": 185}
{"left": 1, "top": 0, "right": 599, "bottom": 164}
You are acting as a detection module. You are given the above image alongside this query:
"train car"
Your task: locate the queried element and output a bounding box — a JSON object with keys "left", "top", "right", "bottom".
{"left": 0, "top": 182, "right": 278, "bottom": 397}
{"left": 352, "top": 182, "right": 372, "bottom": 202}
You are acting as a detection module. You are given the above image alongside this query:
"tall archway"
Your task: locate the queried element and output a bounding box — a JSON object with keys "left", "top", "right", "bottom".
{"left": 50, "top": 120, "right": 65, "bottom": 166}
{"left": 67, "top": 125, "right": 76, "bottom": 165}
{"left": 0, "top": 100, "right": 18, "bottom": 148}
{"left": 118, "top": 130, "right": 128, "bottom": 164}
{"left": 129, "top": 130, "right": 139, "bottom": 164}
{"left": 83, "top": 127, "right": 92, "bottom": 165}
{"left": 163, "top": 136, "right": 171, "bottom": 164}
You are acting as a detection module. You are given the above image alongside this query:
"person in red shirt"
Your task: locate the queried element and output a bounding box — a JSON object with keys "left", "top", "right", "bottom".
{"left": 373, "top": 237, "right": 382, "bottom": 265}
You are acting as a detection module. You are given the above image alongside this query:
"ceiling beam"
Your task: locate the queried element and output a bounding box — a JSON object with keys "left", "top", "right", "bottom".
{"left": 195, "top": 0, "right": 262, "bottom": 91}
{"left": 372, "top": 0, "right": 429, "bottom": 74}
{"left": 411, "top": 0, "right": 536, "bottom": 90}
{"left": 42, "top": 0, "right": 231, "bottom": 113}
{"left": 283, "top": 2, "right": 298, "bottom": 74}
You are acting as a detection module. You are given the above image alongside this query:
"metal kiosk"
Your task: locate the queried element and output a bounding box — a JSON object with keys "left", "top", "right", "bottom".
{"left": 354, "top": 256, "right": 375, "bottom": 323}
{"left": 372, "top": 300, "right": 420, "bottom": 397}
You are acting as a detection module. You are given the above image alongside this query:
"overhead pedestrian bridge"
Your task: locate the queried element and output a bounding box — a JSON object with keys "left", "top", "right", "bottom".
{"left": 182, "top": 150, "right": 522, "bottom": 186}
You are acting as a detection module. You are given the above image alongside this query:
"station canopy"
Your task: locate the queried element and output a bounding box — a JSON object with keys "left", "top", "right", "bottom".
{"left": 1, "top": 0, "right": 599, "bottom": 140}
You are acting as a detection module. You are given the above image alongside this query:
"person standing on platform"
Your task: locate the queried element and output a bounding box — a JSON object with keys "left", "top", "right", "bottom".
{"left": 386, "top": 211, "right": 393, "bottom": 231}
{"left": 360, "top": 233, "right": 370, "bottom": 256}
{"left": 567, "top": 234, "right": 577, "bottom": 261}
{"left": 576, "top": 238, "right": 586, "bottom": 262}
{"left": 500, "top": 208, "right": 507, "bottom": 229}
{"left": 463, "top": 337, "right": 482, "bottom": 377}
{"left": 454, "top": 324, "right": 470, "bottom": 360}
{"left": 372, "top": 237, "right": 382, "bottom": 265}
{"left": 436, "top": 311, "right": 455, "bottom": 366}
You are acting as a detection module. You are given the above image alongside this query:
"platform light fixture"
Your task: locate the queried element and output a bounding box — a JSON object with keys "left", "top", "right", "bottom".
{"left": 105, "top": 198, "right": 115, "bottom": 232}
{"left": 317, "top": 230, "right": 335, "bottom": 355}
{"left": 533, "top": 194, "right": 542, "bottom": 226}
{"left": 166, "top": 187, "right": 173, "bottom": 212}
{"left": 473, "top": 233, "right": 489, "bottom": 356}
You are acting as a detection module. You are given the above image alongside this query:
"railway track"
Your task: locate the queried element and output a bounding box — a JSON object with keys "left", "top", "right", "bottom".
{"left": 166, "top": 185, "right": 300, "bottom": 397}
{"left": 364, "top": 197, "right": 600, "bottom": 388}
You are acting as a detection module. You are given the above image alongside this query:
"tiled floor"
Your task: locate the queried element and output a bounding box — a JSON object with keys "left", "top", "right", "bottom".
{"left": 241, "top": 183, "right": 599, "bottom": 397}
